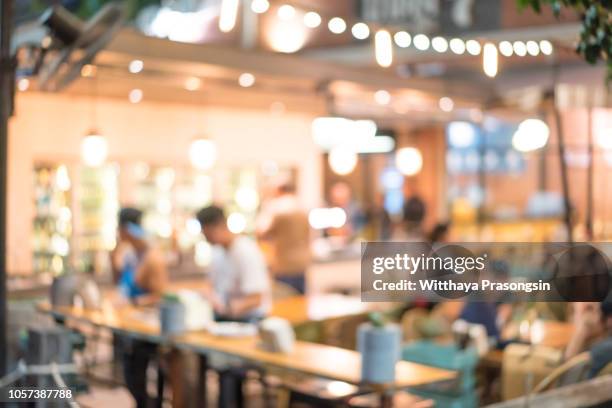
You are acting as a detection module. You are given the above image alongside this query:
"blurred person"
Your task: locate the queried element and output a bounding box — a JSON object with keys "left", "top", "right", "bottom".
{"left": 428, "top": 222, "right": 450, "bottom": 244}
{"left": 196, "top": 205, "right": 271, "bottom": 321}
{"left": 196, "top": 205, "right": 271, "bottom": 407}
{"left": 587, "top": 300, "right": 612, "bottom": 377}
{"left": 565, "top": 302, "right": 607, "bottom": 361}
{"left": 328, "top": 181, "right": 366, "bottom": 239}
{"left": 111, "top": 207, "right": 167, "bottom": 305}
{"left": 257, "top": 182, "right": 311, "bottom": 294}
{"left": 110, "top": 207, "right": 168, "bottom": 408}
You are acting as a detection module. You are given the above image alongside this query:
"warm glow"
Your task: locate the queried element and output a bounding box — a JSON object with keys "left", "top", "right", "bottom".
{"left": 266, "top": 19, "right": 308, "bottom": 53}
{"left": 413, "top": 34, "right": 430, "bottom": 50}
{"left": 184, "top": 76, "right": 202, "bottom": 91}
{"left": 129, "top": 59, "right": 143, "bottom": 74}
{"left": 309, "top": 207, "right": 347, "bottom": 229}
{"left": 219, "top": 0, "right": 240, "bottom": 32}
{"left": 238, "top": 72, "right": 256, "bottom": 87}
{"left": 17, "top": 78, "right": 29, "bottom": 91}
{"left": 303, "top": 11, "right": 321, "bottom": 28}
{"left": 526, "top": 40, "right": 540, "bottom": 56}
{"left": 328, "top": 17, "right": 347, "bottom": 34}
{"left": 396, "top": 147, "right": 423, "bottom": 176}
{"left": 227, "top": 212, "right": 247, "bottom": 233}
{"left": 439, "top": 96, "right": 454, "bottom": 112}
{"left": 449, "top": 38, "right": 465, "bottom": 54}
{"left": 235, "top": 187, "right": 260, "bottom": 211}
{"left": 374, "top": 90, "right": 391, "bottom": 105}
{"left": 375, "top": 30, "right": 393, "bottom": 68}
{"left": 432, "top": 36, "right": 448, "bottom": 53}
{"left": 81, "top": 64, "right": 97, "bottom": 77}
{"left": 250, "top": 0, "right": 270, "bottom": 14}
{"left": 189, "top": 139, "right": 217, "bottom": 170}
{"left": 513, "top": 41, "right": 527, "bottom": 57}
{"left": 81, "top": 133, "right": 108, "bottom": 167}
{"left": 328, "top": 147, "right": 358, "bottom": 175}
{"left": 129, "top": 89, "right": 143, "bottom": 103}
{"left": 596, "top": 127, "right": 612, "bottom": 150}
{"left": 499, "top": 41, "right": 513, "bottom": 57}
{"left": 540, "top": 40, "right": 553, "bottom": 55}
{"left": 394, "top": 31, "right": 411, "bottom": 48}
{"left": 512, "top": 119, "right": 550, "bottom": 152}
{"left": 277, "top": 4, "right": 296, "bottom": 20}
{"left": 466, "top": 40, "right": 481, "bottom": 55}
{"left": 351, "top": 22, "right": 370, "bottom": 40}
{"left": 448, "top": 121, "right": 477, "bottom": 148}
{"left": 483, "top": 43, "right": 498, "bottom": 78}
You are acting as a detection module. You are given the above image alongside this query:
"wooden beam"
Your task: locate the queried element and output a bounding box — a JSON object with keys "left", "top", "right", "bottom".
{"left": 98, "top": 29, "right": 490, "bottom": 103}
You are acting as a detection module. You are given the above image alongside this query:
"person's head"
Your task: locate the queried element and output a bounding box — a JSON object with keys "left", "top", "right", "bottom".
{"left": 330, "top": 182, "right": 352, "bottom": 207}
{"left": 601, "top": 300, "right": 612, "bottom": 333}
{"left": 429, "top": 222, "right": 450, "bottom": 243}
{"left": 196, "top": 205, "right": 231, "bottom": 245}
{"left": 117, "top": 207, "right": 144, "bottom": 244}
{"left": 277, "top": 182, "right": 296, "bottom": 196}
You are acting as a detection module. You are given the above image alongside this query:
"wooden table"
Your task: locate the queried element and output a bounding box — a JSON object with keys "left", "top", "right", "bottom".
{"left": 38, "top": 302, "right": 456, "bottom": 407}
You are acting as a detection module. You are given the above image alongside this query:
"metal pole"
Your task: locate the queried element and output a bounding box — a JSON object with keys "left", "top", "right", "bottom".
{"left": 0, "top": 0, "right": 14, "bottom": 377}
{"left": 586, "top": 106, "right": 594, "bottom": 240}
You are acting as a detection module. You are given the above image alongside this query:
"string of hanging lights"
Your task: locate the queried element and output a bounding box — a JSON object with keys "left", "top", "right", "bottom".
{"left": 219, "top": 0, "right": 555, "bottom": 77}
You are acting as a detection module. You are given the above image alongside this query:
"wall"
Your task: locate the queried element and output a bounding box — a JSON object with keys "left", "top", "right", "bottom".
{"left": 7, "top": 92, "right": 323, "bottom": 275}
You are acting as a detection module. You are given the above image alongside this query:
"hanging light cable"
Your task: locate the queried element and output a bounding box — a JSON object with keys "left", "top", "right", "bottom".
{"left": 81, "top": 75, "right": 108, "bottom": 167}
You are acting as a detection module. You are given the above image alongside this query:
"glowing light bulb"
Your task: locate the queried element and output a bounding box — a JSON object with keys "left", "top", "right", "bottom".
{"left": 483, "top": 43, "right": 498, "bottom": 78}
{"left": 498, "top": 41, "right": 513, "bottom": 57}
{"left": 351, "top": 22, "right": 370, "bottom": 40}
{"left": 375, "top": 30, "right": 393, "bottom": 67}
{"left": 413, "top": 34, "right": 430, "bottom": 51}
{"left": 394, "top": 31, "right": 411, "bottom": 48}
{"left": 238, "top": 72, "right": 255, "bottom": 87}
{"left": 304, "top": 11, "right": 321, "bottom": 28}
{"left": 328, "top": 17, "right": 347, "bottom": 34}
{"left": 449, "top": 38, "right": 465, "bottom": 54}
{"left": 396, "top": 147, "right": 423, "bottom": 176}
{"left": 189, "top": 139, "right": 217, "bottom": 170}
{"left": 466, "top": 40, "right": 481, "bottom": 55}
{"left": 81, "top": 132, "right": 108, "bottom": 167}
{"left": 251, "top": 0, "right": 270, "bottom": 14}
{"left": 432, "top": 36, "right": 448, "bottom": 53}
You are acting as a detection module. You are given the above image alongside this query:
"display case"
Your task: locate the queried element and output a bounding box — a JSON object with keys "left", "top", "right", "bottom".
{"left": 32, "top": 163, "right": 73, "bottom": 276}
{"left": 78, "top": 164, "right": 119, "bottom": 274}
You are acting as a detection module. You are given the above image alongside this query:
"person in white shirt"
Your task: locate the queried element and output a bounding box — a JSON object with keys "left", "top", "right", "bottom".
{"left": 196, "top": 205, "right": 271, "bottom": 322}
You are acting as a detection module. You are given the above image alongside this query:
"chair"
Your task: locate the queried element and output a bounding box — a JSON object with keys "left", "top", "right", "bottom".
{"left": 501, "top": 343, "right": 564, "bottom": 400}
{"left": 401, "top": 341, "right": 479, "bottom": 408}
{"left": 597, "top": 361, "right": 612, "bottom": 376}
{"left": 531, "top": 351, "right": 591, "bottom": 394}
{"left": 271, "top": 281, "right": 300, "bottom": 301}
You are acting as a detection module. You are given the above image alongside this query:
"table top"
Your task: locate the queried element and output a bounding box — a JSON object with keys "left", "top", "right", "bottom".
{"left": 162, "top": 280, "right": 382, "bottom": 325}
{"left": 38, "top": 302, "right": 456, "bottom": 389}
{"left": 177, "top": 331, "right": 456, "bottom": 389}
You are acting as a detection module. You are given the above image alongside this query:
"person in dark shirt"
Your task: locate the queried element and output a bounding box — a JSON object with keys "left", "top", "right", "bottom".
{"left": 588, "top": 300, "right": 612, "bottom": 377}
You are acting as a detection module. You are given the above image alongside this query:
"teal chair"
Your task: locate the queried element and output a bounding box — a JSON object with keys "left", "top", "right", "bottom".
{"left": 402, "top": 341, "right": 479, "bottom": 408}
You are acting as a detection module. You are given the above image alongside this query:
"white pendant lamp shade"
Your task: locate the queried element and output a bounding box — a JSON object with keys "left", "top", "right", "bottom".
{"left": 189, "top": 138, "right": 217, "bottom": 170}
{"left": 81, "top": 131, "right": 108, "bottom": 167}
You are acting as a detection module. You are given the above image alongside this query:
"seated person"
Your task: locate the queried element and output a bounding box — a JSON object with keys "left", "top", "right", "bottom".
{"left": 588, "top": 300, "right": 612, "bottom": 377}
{"left": 110, "top": 207, "right": 168, "bottom": 408}
{"left": 195, "top": 205, "right": 271, "bottom": 407}
{"left": 111, "top": 207, "right": 167, "bottom": 306}
{"left": 196, "top": 205, "right": 271, "bottom": 322}
{"left": 564, "top": 302, "right": 606, "bottom": 361}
